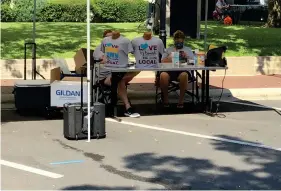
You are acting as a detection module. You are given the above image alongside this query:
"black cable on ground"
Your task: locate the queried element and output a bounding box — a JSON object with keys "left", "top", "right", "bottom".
{"left": 208, "top": 69, "right": 227, "bottom": 118}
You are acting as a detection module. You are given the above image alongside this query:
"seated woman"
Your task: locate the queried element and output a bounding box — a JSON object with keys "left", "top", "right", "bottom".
{"left": 160, "top": 30, "right": 194, "bottom": 109}
{"left": 94, "top": 30, "right": 140, "bottom": 118}
{"left": 215, "top": 0, "right": 230, "bottom": 19}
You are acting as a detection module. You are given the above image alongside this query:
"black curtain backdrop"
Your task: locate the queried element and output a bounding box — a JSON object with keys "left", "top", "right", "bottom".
{"left": 170, "top": 0, "right": 197, "bottom": 38}
{"left": 201, "top": 0, "right": 216, "bottom": 20}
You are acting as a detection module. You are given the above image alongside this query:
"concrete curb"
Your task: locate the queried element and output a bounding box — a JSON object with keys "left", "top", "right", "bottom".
{"left": 2, "top": 88, "right": 281, "bottom": 104}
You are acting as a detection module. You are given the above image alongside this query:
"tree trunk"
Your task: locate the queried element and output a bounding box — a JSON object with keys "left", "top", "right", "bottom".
{"left": 267, "top": 0, "right": 281, "bottom": 28}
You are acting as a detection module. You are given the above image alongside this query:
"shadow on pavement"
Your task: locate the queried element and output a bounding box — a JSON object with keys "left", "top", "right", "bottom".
{"left": 121, "top": 136, "right": 281, "bottom": 189}
{"left": 1, "top": 99, "right": 279, "bottom": 124}
{"left": 58, "top": 135, "right": 281, "bottom": 190}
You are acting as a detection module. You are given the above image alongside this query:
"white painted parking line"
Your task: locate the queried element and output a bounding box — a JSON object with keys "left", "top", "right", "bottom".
{"left": 220, "top": 100, "right": 281, "bottom": 111}
{"left": 0, "top": 159, "right": 64, "bottom": 179}
{"left": 106, "top": 118, "right": 281, "bottom": 152}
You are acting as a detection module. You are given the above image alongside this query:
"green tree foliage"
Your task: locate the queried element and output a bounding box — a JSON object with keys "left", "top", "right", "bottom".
{"left": 12, "top": 0, "right": 47, "bottom": 21}
{"left": 267, "top": 0, "right": 281, "bottom": 28}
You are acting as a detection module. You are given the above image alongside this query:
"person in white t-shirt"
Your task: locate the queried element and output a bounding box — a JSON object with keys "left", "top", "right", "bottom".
{"left": 160, "top": 30, "right": 194, "bottom": 109}
{"left": 216, "top": 0, "right": 230, "bottom": 16}
{"left": 93, "top": 30, "right": 113, "bottom": 83}
{"left": 100, "top": 31, "right": 140, "bottom": 118}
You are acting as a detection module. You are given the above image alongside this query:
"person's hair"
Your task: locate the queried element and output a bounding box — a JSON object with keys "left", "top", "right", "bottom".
{"left": 103, "top": 30, "right": 112, "bottom": 37}
{"left": 173, "top": 30, "right": 185, "bottom": 40}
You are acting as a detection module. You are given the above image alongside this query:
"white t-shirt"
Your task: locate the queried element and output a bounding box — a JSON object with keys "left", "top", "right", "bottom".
{"left": 162, "top": 46, "right": 194, "bottom": 63}
{"left": 131, "top": 36, "right": 165, "bottom": 68}
{"left": 100, "top": 36, "right": 133, "bottom": 68}
{"left": 216, "top": 0, "right": 226, "bottom": 9}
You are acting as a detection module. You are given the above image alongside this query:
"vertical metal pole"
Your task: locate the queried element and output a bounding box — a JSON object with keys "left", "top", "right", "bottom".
{"left": 197, "top": 0, "right": 202, "bottom": 39}
{"left": 34, "top": 43, "right": 36, "bottom": 79}
{"left": 206, "top": 70, "right": 210, "bottom": 109}
{"left": 159, "top": 0, "right": 167, "bottom": 47}
{"left": 24, "top": 43, "right": 27, "bottom": 80}
{"left": 32, "top": 0, "right": 36, "bottom": 80}
{"left": 86, "top": 0, "right": 91, "bottom": 142}
{"left": 203, "top": 0, "right": 208, "bottom": 52}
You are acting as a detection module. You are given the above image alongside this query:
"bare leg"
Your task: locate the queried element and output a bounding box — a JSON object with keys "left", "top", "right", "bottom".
{"left": 178, "top": 72, "right": 188, "bottom": 105}
{"left": 103, "top": 76, "right": 111, "bottom": 86}
{"left": 160, "top": 72, "right": 170, "bottom": 104}
{"left": 118, "top": 80, "right": 131, "bottom": 110}
{"left": 118, "top": 72, "right": 139, "bottom": 110}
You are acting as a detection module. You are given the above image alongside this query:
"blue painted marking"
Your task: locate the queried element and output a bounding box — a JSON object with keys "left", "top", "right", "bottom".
{"left": 50, "top": 160, "right": 84, "bottom": 165}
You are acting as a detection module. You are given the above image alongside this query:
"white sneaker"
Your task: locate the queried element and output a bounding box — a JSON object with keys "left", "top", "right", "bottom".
{"left": 124, "top": 108, "right": 140, "bottom": 118}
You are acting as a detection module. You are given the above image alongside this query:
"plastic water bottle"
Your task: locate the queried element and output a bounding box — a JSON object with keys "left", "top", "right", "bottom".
{"left": 172, "top": 52, "right": 180, "bottom": 67}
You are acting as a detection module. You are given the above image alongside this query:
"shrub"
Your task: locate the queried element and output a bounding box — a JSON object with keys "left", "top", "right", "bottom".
{"left": 1, "top": 0, "right": 147, "bottom": 22}
{"left": 48, "top": 0, "right": 95, "bottom": 5}
{"left": 38, "top": 4, "right": 94, "bottom": 22}
{"left": 93, "top": 0, "right": 147, "bottom": 22}
{"left": 0, "top": 3, "right": 16, "bottom": 22}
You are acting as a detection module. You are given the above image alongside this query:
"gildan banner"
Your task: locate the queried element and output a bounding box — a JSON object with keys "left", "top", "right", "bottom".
{"left": 51, "top": 81, "right": 88, "bottom": 107}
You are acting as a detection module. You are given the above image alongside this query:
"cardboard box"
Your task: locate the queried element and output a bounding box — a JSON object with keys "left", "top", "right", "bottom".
{"left": 74, "top": 48, "right": 94, "bottom": 74}
{"left": 50, "top": 67, "right": 87, "bottom": 83}
{"left": 50, "top": 67, "right": 88, "bottom": 107}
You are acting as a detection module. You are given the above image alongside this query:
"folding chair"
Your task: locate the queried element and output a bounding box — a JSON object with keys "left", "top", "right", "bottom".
{"left": 154, "top": 70, "right": 201, "bottom": 105}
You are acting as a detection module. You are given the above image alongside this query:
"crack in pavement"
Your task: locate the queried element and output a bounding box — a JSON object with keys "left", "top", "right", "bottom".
{"left": 52, "top": 139, "right": 191, "bottom": 189}
{"left": 53, "top": 139, "right": 105, "bottom": 162}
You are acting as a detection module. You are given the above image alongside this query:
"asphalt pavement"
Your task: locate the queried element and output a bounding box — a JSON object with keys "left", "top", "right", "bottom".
{"left": 1, "top": 99, "right": 281, "bottom": 190}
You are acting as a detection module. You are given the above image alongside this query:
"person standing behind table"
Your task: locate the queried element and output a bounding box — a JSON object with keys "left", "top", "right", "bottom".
{"left": 100, "top": 31, "right": 140, "bottom": 118}
{"left": 93, "top": 30, "right": 113, "bottom": 86}
{"left": 131, "top": 30, "right": 165, "bottom": 69}
{"left": 160, "top": 30, "right": 194, "bottom": 109}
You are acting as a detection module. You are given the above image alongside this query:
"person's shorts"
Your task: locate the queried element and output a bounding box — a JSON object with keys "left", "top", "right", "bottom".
{"left": 100, "top": 72, "right": 127, "bottom": 86}
{"left": 161, "top": 71, "right": 191, "bottom": 81}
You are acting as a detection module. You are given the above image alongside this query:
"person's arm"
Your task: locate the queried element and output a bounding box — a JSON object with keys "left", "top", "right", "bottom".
{"left": 158, "top": 40, "right": 165, "bottom": 55}
{"left": 162, "top": 56, "right": 172, "bottom": 63}
{"left": 100, "top": 39, "right": 105, "bottom": 53}
{"left": 100, "top": 55, "right": 107, "bottom": 64}
{"left": 186, "top": 48, "right": 195, "bottom": 59}
{"left": 161, "top": 47, "right": 172, "bottom": 63}
{"left": 93, "top": 44, "right": 106, "bottom": 64}
{"left": 128, "top": 40, "right": 134, "bottom": 54}
{"left": 130, "top": 39, "right": 136, "bottom": 55}
{"left": 216, "top": 1, "right": 222, "bottom": 9}
{"left": 222, "top": 1, "right": 229, "bottom": 9}
{"left": 158, "top": 40, "right": 167, "bottom": 62}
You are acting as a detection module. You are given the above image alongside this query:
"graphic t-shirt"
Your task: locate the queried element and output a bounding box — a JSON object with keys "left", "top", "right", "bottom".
{"left": 101, "top": 36, "right": 133, "bottom": 68}
{"left": 131, "top": 36, "right": 165, "bottom": 68}
{"left": 93, "top": 44, "right": 111, "bottom": 80}
{"left": 162, "top": 46, "right": 194, "bottom": 63}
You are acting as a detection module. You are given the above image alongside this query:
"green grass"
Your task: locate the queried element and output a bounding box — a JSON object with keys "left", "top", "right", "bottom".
{"left": 1, "top": 22, "right": 281, "bottom": 59}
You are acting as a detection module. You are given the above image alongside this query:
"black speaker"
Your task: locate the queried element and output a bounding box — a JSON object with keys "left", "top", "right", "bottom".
{"left": 170, "top": 0, "right": 197, "bottom": 38}
{"left": 205, "top": 46, "right": 228, "bottom": 67}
